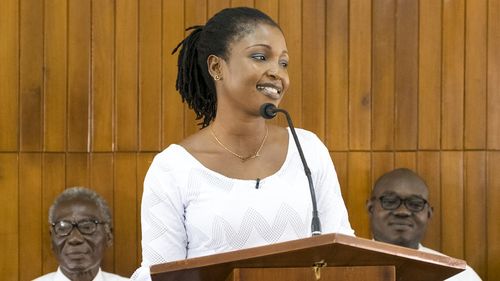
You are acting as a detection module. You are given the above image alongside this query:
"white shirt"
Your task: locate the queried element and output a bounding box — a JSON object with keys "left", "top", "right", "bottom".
{"left": 33, "top": 267, "right": 129, "bottom": 281}
{"left": 131, "top": 128, "right": 354, "bottom": 280}
{"left": 419, "top": 245, "right": 482, "bottom": 281}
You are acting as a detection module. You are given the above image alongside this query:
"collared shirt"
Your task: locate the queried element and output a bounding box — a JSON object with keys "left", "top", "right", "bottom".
{"left": 33, "top": 267, "right": 129, "bottom": 281}
{"left": 419, "top": 244, "right": 482, "bottom": 281}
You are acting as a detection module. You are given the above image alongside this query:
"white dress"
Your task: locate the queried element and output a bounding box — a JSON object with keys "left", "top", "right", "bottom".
{"left": 131, "top": 128, "right": 354, "bottom": 280}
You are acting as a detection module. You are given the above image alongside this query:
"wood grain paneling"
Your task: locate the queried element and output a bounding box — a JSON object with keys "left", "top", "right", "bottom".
{"left": 418, "top": 0, "right": 442, "bottom": 150}
{"left": 0, "top": 154, "right": 19, "bottom": 280}
{"left": 114, "top": 153, "right": 138, "bottom": 277}
{"left": 349, "top": 0, "right": 371, "bottom": 150}
{"left": 139, "top": 0, "right": 162, "bottom": 151}
{"left": 464, "top": 0, "right": 487, "bottom": 149}
{"left": 0, "top": 0, "right": 19, "bottom": 151}
{"left": 1, "top": 0, "right": 498, "bottom": 280}
{"left": 442, "top": 0, "right": 465, "bottom": 149}
{"left": 116, "top": 0, "right": 138, "bottom": 151}
{"left": 67, "top": 0, "right": 91, "bottom": 152}
{"left": 19, "top": 153, "right": 42, "bottom": 281}
{"left": 347, "top": 152, "right": 371, "bottom": 238}
{"left": 394, "top": 0, "right": 418, "bottom": 150}
{"left": 325, "top": 0, "right": 348, "bottom": 151}
{"left": 91, "top": 0, "right": 114, "bottom": 152}
{"left": 487, "top": 152, "right": 500, "bottom": 280}
{"left": 20, "top": 0, "right": 43, "bottom": 152}
{"left": 464, "top": 152, "right": 487, "bottom": 278}
{"left": 302, "top": 0, "right": 325, "bottom": 138}
{"left": 441, "top": 152, "right": 464, "bottom": 259}
{"left": 372, "top": 0, "right": 395, "bottom": 151}
{"left": 44, "top": 0, "right": 67, "bottom": 152}
{"left": 488, "top": 0, "right": 500, "bottom": 149}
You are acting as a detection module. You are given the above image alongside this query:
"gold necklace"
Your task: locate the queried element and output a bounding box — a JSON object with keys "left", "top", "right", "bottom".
{"left": 210, "top": 125, "right": 268, "bottom": 161}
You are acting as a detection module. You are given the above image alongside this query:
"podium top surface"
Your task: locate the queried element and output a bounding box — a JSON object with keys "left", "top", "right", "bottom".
{"left": 150, "top": 233, "right": 466, "bottom": 281}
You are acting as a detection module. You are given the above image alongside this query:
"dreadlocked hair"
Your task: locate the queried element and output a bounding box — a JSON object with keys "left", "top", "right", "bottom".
{"left": 172, "top": 7, "right": 280, "bottom": 128}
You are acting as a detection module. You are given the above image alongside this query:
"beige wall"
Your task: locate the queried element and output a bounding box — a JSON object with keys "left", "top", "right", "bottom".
{"left": 0, "top": 0, "right": 499, "bottom": 280}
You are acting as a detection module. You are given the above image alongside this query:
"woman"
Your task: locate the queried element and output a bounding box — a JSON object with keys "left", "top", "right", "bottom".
{"left": 131, "top": 7, "right": 354, "bottom": 280}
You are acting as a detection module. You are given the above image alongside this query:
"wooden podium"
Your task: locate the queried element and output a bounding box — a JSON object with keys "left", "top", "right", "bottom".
{"left": 150, "top": 233, "right": 466, "bottom": 281}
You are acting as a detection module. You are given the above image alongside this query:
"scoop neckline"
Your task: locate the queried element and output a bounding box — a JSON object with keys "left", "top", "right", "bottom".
{"left": 172, "top": 127, "right": 293, "bottom": 183}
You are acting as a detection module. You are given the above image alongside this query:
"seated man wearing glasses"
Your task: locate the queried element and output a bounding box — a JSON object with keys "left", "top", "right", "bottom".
{"left": 34, "top": 187, "right": 128, "bottom": 281}
{"left": 366, "top": 168, "right": 481, "bottom": 280}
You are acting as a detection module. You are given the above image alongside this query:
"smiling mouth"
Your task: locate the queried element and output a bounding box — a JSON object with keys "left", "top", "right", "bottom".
{"left": 257, "top": 85, "right": 282, "bottom": 99}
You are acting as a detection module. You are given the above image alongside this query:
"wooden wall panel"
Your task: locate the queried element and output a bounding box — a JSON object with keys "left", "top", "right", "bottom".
{"left": 0, "top": 0, "right": 19, "bottom": 151}
{"left": 139, "top": 0, "right": 162, "bottom": 151}
{"left": 465, "top": 152, "right": 487, "bottom": 278}
{"left": 394, "top": 0, "right": 418, "bottom": 150}
{"left": 0, "top": 154, "right": 19, "bottom": 280}
{"left": 19, "top": 153, "right": 42, "bottom": 281}
{"left": 1, "top": 0, "right": 498, "bottom": 280}
{"left": 440, "top": 152, "right": 464, "bottom": 259}
{"left": 347, "top": 152, "right": 371, "bottom": 238}
{"left": 92, "top": 0, "right": 114, "bottom": 152}
{"left": 441, "top": 0, "right": 465, "bottom": 149}
{"left": 66, "top": 153, "right": 89, "bottom": 187}
{"left": 162, "top": 0, "right": 185, "bottom": 147}
{"left": 372, "top": 0, "right": 395, "bottom": 151}
{"left": 20, "top": 0, "right": 43, "bottom": 152}
{"left": 302, "top": 0, "right": 325, "bottom": 138}
{"left": 44, "top": 0, "right": 67, "bottom": 152}
{"left": 418, "top": 0, "right": 442, "bottom": 150}
{"left": 487, "top": 152, "right": 500, "bottom": 280}
{"left": 116, "top": 0, "right": 138, "bottom": 151}
{"left": 114, "top": 153, "right": 138, "bottom": 277}
{"left": 394, "top": 152, "right": 416, "bottom": 171}
{"left": 464, "top": 0, "right": 487, "bottom": 149}
{"left": 67, "top": 0, "right": 91, "bottom": 152}
{"left": 488, "top": 0, "right": 500, "bottom": 149}
{"left": 349, "top": 0, "right": 371, "bottom": 150}
{"left": 325, "top": 0, "right": 348, "bottom": 151}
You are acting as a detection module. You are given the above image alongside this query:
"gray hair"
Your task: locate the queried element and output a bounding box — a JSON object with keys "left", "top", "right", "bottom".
{"left": 48, "top": 187, "right": 113, "bottom": 230}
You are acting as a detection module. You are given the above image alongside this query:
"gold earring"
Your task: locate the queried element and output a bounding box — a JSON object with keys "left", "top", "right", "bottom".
{"left": 214, "top": 75, "right": 222, "bottom": 81}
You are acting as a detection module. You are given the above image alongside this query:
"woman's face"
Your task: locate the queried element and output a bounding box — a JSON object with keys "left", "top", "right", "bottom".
{"left": 216, "top": 23, "right": 289, "bottom": 115}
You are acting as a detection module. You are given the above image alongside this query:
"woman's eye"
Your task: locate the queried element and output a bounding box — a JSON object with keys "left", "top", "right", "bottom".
{"left": 251, "top": 54, "right": 266, "bottom": 61}
{"left": 280, "top": 60, "right": 289, "bottom": 68}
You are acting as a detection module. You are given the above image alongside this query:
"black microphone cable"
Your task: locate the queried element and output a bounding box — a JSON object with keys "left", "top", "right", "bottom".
{"left": 260, "top": 103, "right": 322, "bottom": 236}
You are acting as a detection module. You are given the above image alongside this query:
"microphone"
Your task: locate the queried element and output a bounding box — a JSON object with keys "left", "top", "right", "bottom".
{"left": 259, "top": 103, "right": 322, "bottom": 236}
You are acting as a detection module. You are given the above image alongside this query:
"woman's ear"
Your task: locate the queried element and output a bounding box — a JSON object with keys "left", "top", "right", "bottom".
{"left": 207, "top": 54, "right": 223, "bottom": 80}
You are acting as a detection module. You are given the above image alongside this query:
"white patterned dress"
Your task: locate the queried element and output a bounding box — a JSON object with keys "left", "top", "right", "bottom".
{"left": 131, "top": 128, "right": 354, "bottom": 281}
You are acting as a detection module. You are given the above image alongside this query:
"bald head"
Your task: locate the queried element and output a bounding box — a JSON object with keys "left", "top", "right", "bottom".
{"left": 367, "top": 168, "right": 433, "bottom": 249}
{"left": 371, "top": 168, "right": 429, "bottom": 199}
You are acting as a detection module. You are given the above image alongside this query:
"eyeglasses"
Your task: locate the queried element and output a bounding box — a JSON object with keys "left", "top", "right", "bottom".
{"left": 377, "top": 195, "right": 428, "bottom": 212}
{"left": 51, "top": 220, "right": 106, "bottom": 236}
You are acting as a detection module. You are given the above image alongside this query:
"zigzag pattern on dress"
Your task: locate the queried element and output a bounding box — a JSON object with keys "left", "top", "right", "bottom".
{"left": 206, "top": 203, "right": 308, "bottom": 250}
